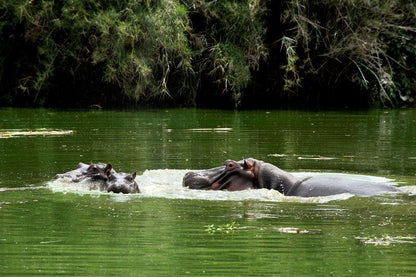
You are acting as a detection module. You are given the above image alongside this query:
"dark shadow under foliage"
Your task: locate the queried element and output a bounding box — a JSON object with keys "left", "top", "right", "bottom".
{"left": 0, "top": 0, "right": 415, "bottom": 109}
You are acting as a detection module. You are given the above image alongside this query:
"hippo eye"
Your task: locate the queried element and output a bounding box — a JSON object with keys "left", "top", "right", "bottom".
{"left": 226, "top": 162, "right": 236, "bottom": 170}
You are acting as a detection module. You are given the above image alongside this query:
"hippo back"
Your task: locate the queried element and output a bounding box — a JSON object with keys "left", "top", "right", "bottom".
{"left": 287, "top": 176, "right": 401, "bottom": 197}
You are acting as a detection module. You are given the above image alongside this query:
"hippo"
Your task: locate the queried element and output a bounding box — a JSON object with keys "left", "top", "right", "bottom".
{"left": 183, "top": 158, "right": 402, "bottom": 197}
{"left": 106, "top": 172, "right": 139, "bottom": 194}
{"left": 54, "top": 162, "right": 114, "bottom": 183}
{"left": 55, "top": 162, "right": 139, "bottom": 194}
{"left": 183, "top": 160, "right": 255, "bottom": 191}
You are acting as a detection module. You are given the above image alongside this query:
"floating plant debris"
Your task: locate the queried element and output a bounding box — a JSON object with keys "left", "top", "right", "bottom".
{"left": 0, "top": 129, "right": 74, "bottom": 138}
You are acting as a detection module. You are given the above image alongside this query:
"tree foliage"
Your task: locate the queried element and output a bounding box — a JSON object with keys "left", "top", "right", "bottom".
{"left": 0, "top": 0, "right": 415, "bottom": 108}
{"left": 0, "top": 0, "right": 195, "bottom": 105}
{"left": 281, "top": 0, "right": 416, "bottom": 106}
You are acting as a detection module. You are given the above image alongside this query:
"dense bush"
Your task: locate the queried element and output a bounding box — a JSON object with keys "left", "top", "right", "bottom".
{"left": 280, "top": 0, "right": 416, "bottom": 107}
{"left": 0, "top": 0, "right": 195, "bottom": 106}
{"left": 0, "top": 0, "right": 415, "bottom": 108}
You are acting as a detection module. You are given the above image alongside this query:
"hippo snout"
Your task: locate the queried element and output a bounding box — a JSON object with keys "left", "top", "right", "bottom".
{"left": 182, "top": 171, "right": 196, "bottom": 187}
{"left": 183, "top": 171, "right": 211, "bottom": 189}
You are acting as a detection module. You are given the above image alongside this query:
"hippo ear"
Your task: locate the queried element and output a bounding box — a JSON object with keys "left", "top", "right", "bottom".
{"left": 104, "top": 163, "right": 113, "bottom": 175}
{"left": 243, "top": 159, "right": 254, "bottom": 170}
{"left": 132, "top": 172, "right": 136, "bottom": 179}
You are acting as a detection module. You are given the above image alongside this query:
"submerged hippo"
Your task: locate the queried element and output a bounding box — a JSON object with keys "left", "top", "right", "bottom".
{"left": 183, "top": 158, "right": 402, "bottom": 197}
{"left": 55, "top": 162, "right": 139, "bottom": 194}
{"left": 106, "top": 171, "right": 138, "bottom": 194}
{"left": 54, "top": 162, "right": 113, "bottom": 182}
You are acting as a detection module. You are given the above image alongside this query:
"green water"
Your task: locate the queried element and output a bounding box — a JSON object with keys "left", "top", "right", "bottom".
{"left": 1, "top": 108, "right": 415, "bottom": 276}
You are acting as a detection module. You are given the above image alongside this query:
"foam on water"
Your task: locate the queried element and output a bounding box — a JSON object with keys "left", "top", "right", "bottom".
{"left": 46, "top": 169, "right": 405, "bottom": 203}
{"left": 47, "top": 177, "right": 107, "bottom": 197}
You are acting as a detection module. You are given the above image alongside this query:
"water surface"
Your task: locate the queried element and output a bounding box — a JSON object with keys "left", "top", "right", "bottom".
{"left": 1, "top": 108, "right": 415, "bottom": 276}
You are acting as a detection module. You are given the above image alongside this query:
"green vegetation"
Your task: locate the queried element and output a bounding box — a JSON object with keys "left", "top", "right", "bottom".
{"left": 0, "top": 0, "right": 415, "bottom": 108}
{"left": 205, "top": 221, "right": 238, "bottom": 234}
{"left": 281, "top": 0, "right": 416, "bottom": 107}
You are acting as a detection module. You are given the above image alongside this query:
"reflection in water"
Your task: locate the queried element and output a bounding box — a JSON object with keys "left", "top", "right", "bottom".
{"left": 1, "top": 108, "right": 416, "bottom": 185}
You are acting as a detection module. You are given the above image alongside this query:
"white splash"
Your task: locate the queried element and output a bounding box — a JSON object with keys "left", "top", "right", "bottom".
{"left": 46, "top": 169, "right": 394, "bottom": 203}
{"left": 47, "top": 177, "right": 106, "bottom": 196}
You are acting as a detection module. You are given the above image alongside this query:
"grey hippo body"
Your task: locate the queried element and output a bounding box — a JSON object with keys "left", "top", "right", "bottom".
{"left": 183, "top": 158, "right": 402, "bottom": 197}
{"left": 55, "top": 162, "right": 139, "bottom": 194}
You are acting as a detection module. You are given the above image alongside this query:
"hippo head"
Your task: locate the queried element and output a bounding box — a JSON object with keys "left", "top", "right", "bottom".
{"left": 54, "top": 162, "right": 140, "bottom": 194}
{"left": 105, "top": 168, "right": 139, "bottom": 194}
{"left": 183, "top": 159, "right": 256, "bottom": 191}
{"left": 85, "top": 163, "right": 113, "bottom": 181}
{"left": 84, "top": 163, "right": 140, "bottom": 194}
{"left": 55, "top": 162, "right": 111, "bottom": 182}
